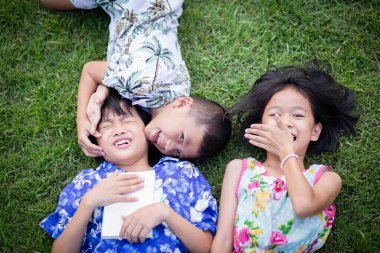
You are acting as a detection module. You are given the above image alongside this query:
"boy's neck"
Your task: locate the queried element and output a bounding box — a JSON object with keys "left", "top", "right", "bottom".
{"left": 114, "top": 160, "right": 151, "bottom": 172}
{"left": 150, "top": 106, "right": 164, "bottom": 118}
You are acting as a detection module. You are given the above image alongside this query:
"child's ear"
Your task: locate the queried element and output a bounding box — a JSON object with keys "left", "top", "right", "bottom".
{"left": 173, "top": 97, "right": 193, "bottom": 108}
{"left": 311, "top": 122, "right": 322, "bottom": 141}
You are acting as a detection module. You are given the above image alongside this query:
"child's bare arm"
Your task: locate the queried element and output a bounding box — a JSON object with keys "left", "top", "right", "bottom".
{"left": 211, "top": 160, "right": 240, "bottom": 253}
{"left": 40, "top": 0, "right": 77, "bottom": 10}
{"left": 284, "top": 160, "right": 342, "bottom": 218}
{"left": 164, "top": 205, "right": 213, "bottom": 253}
{"left": 120, "top": 203, "right": 213, "bottom": 253}
{"left": 77, "top": 61, "right": 108, "bottom": 157}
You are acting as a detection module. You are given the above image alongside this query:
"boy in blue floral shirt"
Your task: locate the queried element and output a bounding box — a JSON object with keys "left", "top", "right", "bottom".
{"left": 40, "top": 91, "right": 217, "bottom": 252}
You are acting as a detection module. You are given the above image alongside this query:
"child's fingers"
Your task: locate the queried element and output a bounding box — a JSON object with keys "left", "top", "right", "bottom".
{"left": 119, "top": 216, "right": 130, "bottom": 240}
{"left": 245, "top": 128, "right": 267, "bottom": 138}
{"left": 117, "top": 175, "right": 144, "bottom": 183}
{"left": 274, "top": 114, "right": 286, "bottom": 129}
{"left": 89, "top": 123, "right": 97, "bottom": 136}
{"left": 116, "top": 173, "right": 140, "bottom": 180}
{"left": 108, "top": 170, "right": 120, "bottom": 178}
{"left": 80, "top": 139, "right": 104, "bottom": 157}
{"left": 130, "top": 224, "right": 144, "bottom": 243}
{"left": 119, "top": 195, "right": 139, "bottom": 202}
{"left": 92, "top": 130, "right": 101, "bottom": 138}
{"left": 119, "top": 183, "right": 144, "bottom": 195}
{"left": 249, "top": 124, "right": 268, "bottom": 130}
{"left": 124, "top": 220, "right": 137, "bottom": 242}
{"left": 138, "top": 227, "right": 151, "bottom": 243}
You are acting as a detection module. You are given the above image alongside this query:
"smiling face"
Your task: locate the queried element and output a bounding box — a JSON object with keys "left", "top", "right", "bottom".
{"left": 261, "top": 86, "right": 322, "bottom": 156}
{"left": 96, "top": 105, "right": 149, "bottom": 170}
{"left": 144, "top": 97, "right": 206, "bottom": 159}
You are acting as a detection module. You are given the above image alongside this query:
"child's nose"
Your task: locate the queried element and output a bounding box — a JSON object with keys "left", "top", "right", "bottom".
{"left": 282, "top": 115, "right": 294, "bottom": 128}
{"left": 113, "top": 129, "right": 126, "bottom": 136}
{"left": 165, "top": 139, "right": 176, "bottom": 153}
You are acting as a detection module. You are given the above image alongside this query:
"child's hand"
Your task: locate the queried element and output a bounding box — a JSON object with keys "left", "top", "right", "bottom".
{"left": 244, "top": 115, "right": 294, "bottom": 158}
{"left": 77, "top": 116, "right": 104, "bottom": 157}
{"left": 82, "top": 171, "right": 144, "bottom": 209}
{"left": 119, "top": 203, "right": 168, "bottom": 243}
{"left": 87, "top": 85, "right": 109, "bottom": 135}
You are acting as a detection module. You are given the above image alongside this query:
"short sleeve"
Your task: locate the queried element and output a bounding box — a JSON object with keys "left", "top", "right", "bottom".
{"left": 40, "top": 169, "right": 100, "bottom": 239}
{"left": 178, "top": 161, "right": 218, "bottom": 235}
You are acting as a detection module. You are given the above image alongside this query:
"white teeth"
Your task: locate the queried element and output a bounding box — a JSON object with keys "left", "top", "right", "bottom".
{"left": 115, "top": 140, "right": 129, "bottom": 146}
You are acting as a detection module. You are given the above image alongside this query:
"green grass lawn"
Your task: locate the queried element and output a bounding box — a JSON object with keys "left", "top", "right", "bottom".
{"left": 1, "top": 0, "right": 379, "bottom": 252}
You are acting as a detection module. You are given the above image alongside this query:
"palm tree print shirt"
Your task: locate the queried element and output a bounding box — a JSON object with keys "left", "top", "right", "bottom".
{"left": 73, "top": 0, "right": 191, "bottom": 108}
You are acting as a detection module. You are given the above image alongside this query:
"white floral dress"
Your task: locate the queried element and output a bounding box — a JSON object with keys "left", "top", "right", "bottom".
{"left": 233, "top": 158, "right": 336, "bottom": 253}
{"left": 40, "top": 157, "right": 217, "bottom": 252}
{"left": 71, "top": 0, "right": 190, "bottom": 108}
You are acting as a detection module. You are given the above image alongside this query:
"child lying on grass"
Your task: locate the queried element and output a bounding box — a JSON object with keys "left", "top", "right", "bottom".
{"left": 41, "top": 91, "right": 217, "bottom": 253}
{"left": 40, "top": 0, "right": 231, "bottom": 161}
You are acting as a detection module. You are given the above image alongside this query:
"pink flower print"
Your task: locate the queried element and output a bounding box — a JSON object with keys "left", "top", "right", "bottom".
{"left": 326, "top": 216, "right": 334, "bottom": 228}
{"left": 239, "top": 227, "right": 250, "bottom": 245}
{"left": 324, "top": 204, "right": 336, "bottom": 218}
{"left": 233, "top": 227, "right": 240, "bottom": 248}
{"left": 269, "top": 231, "right": 288, "bottom": 246}
{"left": 248, "top": 181, "right": 260, "bottom": 190}
{"left": 305, "top": 239, "right": 319, "bottom": 253}
{"left": 272, "top": 178, "right": 286, "bottom": 200}
{"left": 323, "top": 204, "right": 336, "bottom": 227}
{"left": 233, "top": 248, "right": 243, "bottom": 253}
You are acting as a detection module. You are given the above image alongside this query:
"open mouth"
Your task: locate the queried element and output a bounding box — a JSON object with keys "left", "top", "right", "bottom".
{"left": 151, "top": 131, "right": 162, "bottom": 145}
{"left": 113, "top": 138, "right": 131, "bottom": 147}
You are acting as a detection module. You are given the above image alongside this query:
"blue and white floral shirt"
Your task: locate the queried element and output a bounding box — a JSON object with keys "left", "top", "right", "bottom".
{"left": 40, "top": 157, "right": 217, "bottom": 252}
{"left": 71, "top": 0, "right": 191, "bottom": 108}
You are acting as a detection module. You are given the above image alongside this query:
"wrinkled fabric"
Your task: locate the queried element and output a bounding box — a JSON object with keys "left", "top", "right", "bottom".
{"left": 233, "top": 158, "right": 335, "bottom": 253}
{"left": 41, "top": 157, "right": 217, "bottom": 252}
{"left": 72, "top": 0, "right": 190, "bottom": 108}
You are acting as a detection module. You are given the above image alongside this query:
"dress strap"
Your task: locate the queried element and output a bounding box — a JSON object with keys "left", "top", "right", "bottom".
{"left": 235, "top": 159, "right": 248, "bottom": 200}
{"left": 313, "top": 165, "right": 331, "bottom": 185}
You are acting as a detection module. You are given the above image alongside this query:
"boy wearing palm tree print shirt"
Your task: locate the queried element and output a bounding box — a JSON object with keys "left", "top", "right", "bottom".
{"left": 41, "top": 0, "right": 231, "bottom": 160}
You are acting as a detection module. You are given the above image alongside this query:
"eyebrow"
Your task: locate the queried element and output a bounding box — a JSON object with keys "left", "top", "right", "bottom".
{"left": 267, "top": 106, "right": 308, "bottom": 111}
{"left": 100, "top": 112, "right": 132, "bottom": 123}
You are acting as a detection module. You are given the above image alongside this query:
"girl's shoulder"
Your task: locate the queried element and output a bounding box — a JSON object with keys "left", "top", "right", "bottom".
{"left": 227, "top": 157, "right": 261, "bottom": 169}
{"left": 305, "top": 164, "right": 340, "bottom": 185}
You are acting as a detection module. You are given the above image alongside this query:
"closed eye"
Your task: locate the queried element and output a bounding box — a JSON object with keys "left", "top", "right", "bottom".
{"left": 120, "top": 115, "right": 133, "bottom": 123}
{"left": 179, "top": 132, "right": 184, "bottom": 143}
{"left": 269, "top": 113, "right": 280, "bottom": 118}
{"left": 99, "top": 124, "right": 111, "bottom": 129}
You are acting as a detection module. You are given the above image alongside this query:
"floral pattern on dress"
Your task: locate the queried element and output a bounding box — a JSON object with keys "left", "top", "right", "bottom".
{"left": 86, "top": 0, "right": 190, "bottom": 108}
{"left": 40, "top": 156, "right": 217, "bottom": 253}
{"left": 233, "top": 158, "right": 335, "bottom": 253}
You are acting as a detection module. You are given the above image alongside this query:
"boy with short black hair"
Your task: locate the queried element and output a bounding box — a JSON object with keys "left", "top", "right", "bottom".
{"left": 63, "top": 0, "right": 232, "bottom": 160}
{"left": 41, "top": 91, "right": 218, "bottom": 252}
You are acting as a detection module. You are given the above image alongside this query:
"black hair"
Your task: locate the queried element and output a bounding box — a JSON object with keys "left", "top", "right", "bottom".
{"left": 190, "top": 96, "right": 232, "bottom": 161}
{"left": 227, "top": 60, "right": 359, "bottom": 154}
{"left": 91, "top": 90, "right": 162, "bottom": 165}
